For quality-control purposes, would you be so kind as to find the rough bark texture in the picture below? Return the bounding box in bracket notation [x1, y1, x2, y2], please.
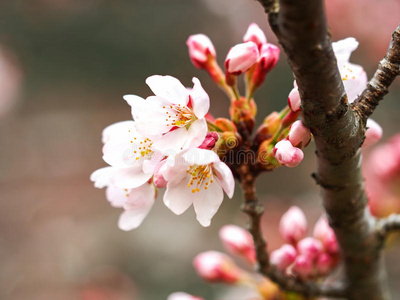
[253, 0, 399, 299]
[353, 25, 400, 121]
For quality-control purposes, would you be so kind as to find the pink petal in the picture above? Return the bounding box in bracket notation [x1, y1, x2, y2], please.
[113, 165, 153, 189]
[152, 127, 188, 153]
[193, 180, 223, 227]
[164, 176, 194, 215]
[183, 118, 208, 149]
[90, 167, 115, 188]
[105, 185, 127, 208]
[213, 161, 235, 198]
[190, 77, 210, 119]
[182, 148, 221, 166]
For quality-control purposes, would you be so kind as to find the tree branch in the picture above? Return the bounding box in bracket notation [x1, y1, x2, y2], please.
[238, 165, 346, 299]
[353, 25, 400, 121]
[376, 213, 400, 240]
[256, 0, 392, 299]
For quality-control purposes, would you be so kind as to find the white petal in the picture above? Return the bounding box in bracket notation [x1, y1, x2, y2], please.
[182, 148, 220, 166]
[190, 77, 210, 119]
[164, 176, 194, 215]
[114, 165, 153, 189]
[342, 67, 367, 103]
[142, 150, 164, 174]
[152, 127, 188, 153]
[102, 121, 135, 144]
[123, 95, 147, 121]
[105, 185, 128, 208]
[90, 167, 115, 188]
[213, 161, 235, 198]
[102, 139, 139, 168]
[332, 37, 359, 66]
[183, 119, 208, 149]
[146, 75, 189, 106]
[193, 180, 224, 227]
[118, 184, 155, 231]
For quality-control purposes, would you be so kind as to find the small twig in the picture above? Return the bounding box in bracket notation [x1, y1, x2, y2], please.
[256, 0, 279, 14]
[376, 214, 400, 240]
[353, 25, 400, 122]
[238, 165, 346, 298]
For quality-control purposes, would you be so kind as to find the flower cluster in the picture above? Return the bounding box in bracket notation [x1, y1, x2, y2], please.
[272, 206, 339, 279]
[91, 75, 235, 230]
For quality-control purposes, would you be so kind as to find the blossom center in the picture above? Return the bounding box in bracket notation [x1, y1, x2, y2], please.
[163, 104, 195, 128]
[186, 164, 214, 193]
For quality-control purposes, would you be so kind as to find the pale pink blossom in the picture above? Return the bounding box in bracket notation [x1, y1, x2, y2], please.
[288, 120, 311, 149]
[297, 237, 323, 260]
[101, 121, 162, 189]
[168, 292, 204, 300]
[90, 167, 155, 231]
[186, 34, 216, 69]
[293, 255, 314, 279]
[163, 148, 235, 226]
[332, 37, 367, 102]
[270, 244, 297, 271]
[273, 140, 304, 167]
[219, 225, 256, 264]
[251, 43, 280, 88]
[288, 87, 301, 112]
[243, 23, 267, 48]
[363, 118, 383, 148]
[193, 251, 243, 283]
[279, 206, 308, 244]
[313, 216, 339, 254]
[153, 159, 168, 188]
[225, 42, 259, 75]
[124, 75, 209, 151]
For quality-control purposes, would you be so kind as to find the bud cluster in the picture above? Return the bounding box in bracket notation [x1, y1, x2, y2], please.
[271, 206, 339, 279]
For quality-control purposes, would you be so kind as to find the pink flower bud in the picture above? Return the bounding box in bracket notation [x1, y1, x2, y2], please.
[168, 292, 204, 300]
[363, 118, 383, 148]
[219, 225, 256, 264]
[199, 132, 219, 150]
[153, 160, 167, 188]
[186, 34, 216, 69]
[288, 120, 311, 149]
[316, 253, 334, 276]
[279, 206, 308, 244]
[293, 255, 314, 279]
[288, 87, 301, 112]
[297, 237, 323, 260]
[258, 43, 280, 73]
[273, 140, 304, 167]
[243, 23, 267, 48]
[270, 244, 297, 270]
[193, 251, 243, 284]
[225, 42, 259, 75]
[313, 216, 339, 255]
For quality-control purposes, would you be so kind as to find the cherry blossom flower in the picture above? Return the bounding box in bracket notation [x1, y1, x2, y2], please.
[270, 244, 297, 270]
[124, 75, 210, 151]
[225, 42, 259, 75]
[102, 120, 163, 189]
[163, 148, 235, 226]
[332, 37, 368, 102]
[219, 225, 256, 264]
[273, 140, 304, 167]
[279, 206, 308, 244]
[90, 167, 155, 231]
[243, 23, 267, 48]
[363, 118, 383, 148]
[287, 120, 311, 149]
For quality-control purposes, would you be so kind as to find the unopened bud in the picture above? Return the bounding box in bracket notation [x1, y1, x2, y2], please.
[363, 118, 383, 148]
[225, 42, 259, 75]
[316, 253, 334, 276]
[199, 132, 219, 150]
[297, 237, 323, 260]
[243, 23, 267, 48]
[293, 255, 314, 279]
[193, 251, 244, 284]
[168, 292, 204, 300]
[313, 216, 339, 255]
[215, 118, 237, 132]
[186, 34, 216, 69]
[288, 120, 311, 149]
[257, 278, 282, 300]
[279, 206, 308, 244]
[270, 244, 297, 270]
[219, 225, 256, 264]
[273, 140, 304, 167]
[229, 97, 256, 132]
[288, 87, 301, 112]
[258, 140, 279, 169]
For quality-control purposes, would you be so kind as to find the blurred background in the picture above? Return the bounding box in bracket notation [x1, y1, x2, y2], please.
[0, 0, 399, 299]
